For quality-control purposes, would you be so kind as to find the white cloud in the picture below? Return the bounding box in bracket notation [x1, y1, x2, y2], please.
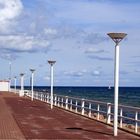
[87, 55, 113, 61]
[135, 69, 140, 73]
[0, 52, 18, 60]
[0, 35, 50, 53]
[92, 70, 101, 76]
[44, 76, 50, 81]
[44, 28, 57, 35]
[85, 48, 106, 54]
[64, 69, 87, 77]
[0, 0, 23, 32]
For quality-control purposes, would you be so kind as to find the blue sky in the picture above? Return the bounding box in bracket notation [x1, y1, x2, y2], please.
[0, 0, 140, 86]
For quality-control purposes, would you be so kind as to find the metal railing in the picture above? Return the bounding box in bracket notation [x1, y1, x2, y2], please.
[16, 90, 140, 135]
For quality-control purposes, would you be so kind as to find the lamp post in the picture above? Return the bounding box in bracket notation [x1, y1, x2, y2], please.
[20, 73, 25, 97]
[14, 76, 17, 94]
[48, 60, 56, 109]
[9, 62, 12, 92]
[30, 69, 35, 101]
[107, 33, 127, 136]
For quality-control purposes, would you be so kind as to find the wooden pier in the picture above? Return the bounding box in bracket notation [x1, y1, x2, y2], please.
[0, 92, 139, 139]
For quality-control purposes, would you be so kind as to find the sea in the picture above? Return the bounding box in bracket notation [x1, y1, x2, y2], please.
[22, 86, 140, 108]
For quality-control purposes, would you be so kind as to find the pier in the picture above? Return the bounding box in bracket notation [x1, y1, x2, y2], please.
[0, 91, 139, 139]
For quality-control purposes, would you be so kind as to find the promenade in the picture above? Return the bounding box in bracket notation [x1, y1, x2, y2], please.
[0, 92, 139, 139]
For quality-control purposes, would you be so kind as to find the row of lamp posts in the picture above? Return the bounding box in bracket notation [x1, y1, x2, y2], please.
[12, 32, 127, 137]
[14, 60, 56, 109]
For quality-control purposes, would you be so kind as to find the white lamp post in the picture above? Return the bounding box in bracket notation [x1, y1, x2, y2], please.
[107, 33, 127, 136]
[14, 76, 17, 94]
[30, 69, 35, 101]
[20, 73, 25, 97]
[48, 60, 56, 109]
[9, 62, 12, 92]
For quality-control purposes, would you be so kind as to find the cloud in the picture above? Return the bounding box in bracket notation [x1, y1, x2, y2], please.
[44, 28, 57, 35]
[132, 55, 140, 58]
[0, 35, 50, 53]
[135, 69, 140, 73]
[84, 48, 107, 54]
[128, 61, 140, 67]
[120, 71, 128, 75]
[46, 26, 108, 45]
[64, 70, 87, 77]
[92, 70, 101, 76]
[0, 0, 23, 33]
[44, 76, 50, 81]
[0, 52, 19, 61]
[83, 33, 108, 44]
[87, 55, 113, 61]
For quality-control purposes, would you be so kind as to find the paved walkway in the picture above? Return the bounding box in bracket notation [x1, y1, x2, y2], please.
[0, 92, 139, 139]
[0, 92, 25, 139]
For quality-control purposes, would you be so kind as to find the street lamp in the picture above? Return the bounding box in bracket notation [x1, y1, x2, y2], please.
[48, 60, 56, 109]
[30, 69, 35, 101]
[9, 62, 12, 92]
[14, 76, 17, 94]
[20, 73, 25, 97]
[107, 33, 127, 136]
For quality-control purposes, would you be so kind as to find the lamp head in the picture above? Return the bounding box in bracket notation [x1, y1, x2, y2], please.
[30, 69, 35, 73]
[107, 33, 127, 44]
[20, 73, 24, 76]
[48, 60, 56, 66]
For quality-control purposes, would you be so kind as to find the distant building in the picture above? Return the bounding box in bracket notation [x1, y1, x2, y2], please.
[0, 80, 9, 91]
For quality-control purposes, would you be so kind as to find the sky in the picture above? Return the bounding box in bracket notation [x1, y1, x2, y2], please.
[0, 0, 140, 87]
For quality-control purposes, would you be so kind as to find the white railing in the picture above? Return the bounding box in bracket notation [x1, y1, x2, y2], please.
[17, 90, 140, 135]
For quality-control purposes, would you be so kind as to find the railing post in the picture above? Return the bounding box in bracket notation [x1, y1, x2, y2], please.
[70, 99, 72, 111]
[75, 100, 78, 113]
[43, 94, 45, 102]
[44, 94, 45, 101]
[97, 104, 100, 120]
[36, 92, 37, 99]
[81, 99, 85, 115]
[58, 97, 60, 107]
[88, 103, 91, 117]
[119, 108, 123, 128]
[135, 111, 138, 133]
[107, 103, 111, 124]
[44, 94, 46, 102]
[65, 96, 68, 110]
[45, 95, 47, 102]
[41, 93, 43, 101]
[47, 94, 49, 103]
[54, 95, 57, 106]
[61, 97, 64, 108]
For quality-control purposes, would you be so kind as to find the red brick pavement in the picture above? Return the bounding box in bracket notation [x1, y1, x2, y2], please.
[0, 92, 140, 139]
[0, 92, 25, 139]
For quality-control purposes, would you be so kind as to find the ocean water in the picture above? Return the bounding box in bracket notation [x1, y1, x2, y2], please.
[23, 86, 140, 108]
